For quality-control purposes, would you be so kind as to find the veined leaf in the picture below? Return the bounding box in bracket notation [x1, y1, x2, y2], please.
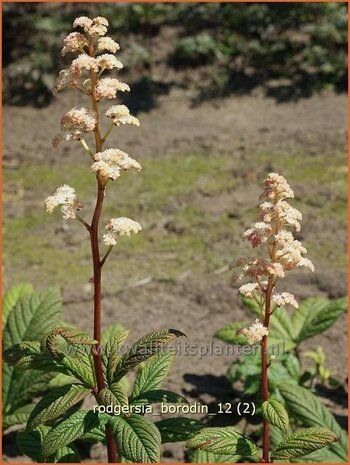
[132, 350, 174, 398]
[2, 283, 33, 329]
[41, 327, 97, 357]
[17, 426, 81, 463]
[4, 341, 95, 388]
[102, 328, 129, 384]
[155, 418, 203, 443]
[3, 287, 61, 351]
[99, 383, 129, 409]
[272, 427, 338, 460]
[262, 400, 289, 433]
[3, 403, 36, 429]
[296, 297, 347, 342]
[102, 324, 126, 345]
[42, 410, 101, 458]
[186, 427, 258, 456]
[132, 389, 188, 406]
[279, 383, 348, 461]
[214, 322, 249, 345]
[110, 413, 161, 463]
[28, 384, 91, 429]
[113, 329, 185, 382]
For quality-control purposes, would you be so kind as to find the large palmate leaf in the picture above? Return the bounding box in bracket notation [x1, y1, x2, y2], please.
[3, 287, 61, 350]
[186, 426, 258, 456]
[262, 400, 289, 433]
[2, 283, 33, 329]
[293, 297, 347, 342]
[132, 350, 174, 398]
[113, 329, 185, 382]
[41, 410, 103, 458]
[17, 426, 81, 463]
[110, 413, 161, 463]
[28, 384, 91, 429]
[272, 427, 338, 460]
[155, 418, 203, 443]
[279, 383, 348, 461]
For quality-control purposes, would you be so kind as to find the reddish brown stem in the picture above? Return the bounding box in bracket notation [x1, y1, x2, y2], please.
[261, 278, 273, 463]
[88, 37, 118, 463]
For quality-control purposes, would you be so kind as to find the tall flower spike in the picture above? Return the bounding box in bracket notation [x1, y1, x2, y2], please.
[233, 173, 314, 344]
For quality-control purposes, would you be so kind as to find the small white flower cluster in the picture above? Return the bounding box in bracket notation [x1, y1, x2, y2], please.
[105, 105, 140, 127]
[53, 107, 97, 146]
[73, 16, 109, 36]
[95, 78, 130, 100]
[233, 173, 314, 345]
[97, 37, 120, 54]
[103, 218, 142, 246]
[241, 319, 268, 345]
[44, 185, 80, 220]
[91, 148, 141, 182]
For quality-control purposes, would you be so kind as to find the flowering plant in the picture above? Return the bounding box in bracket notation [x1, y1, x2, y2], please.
[4, 16, 197, 463]
[187, 174, 341, 463]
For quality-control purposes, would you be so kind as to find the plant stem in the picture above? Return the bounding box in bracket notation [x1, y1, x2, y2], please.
[88, 37, 118, 463]
[261, 277, 273, 463]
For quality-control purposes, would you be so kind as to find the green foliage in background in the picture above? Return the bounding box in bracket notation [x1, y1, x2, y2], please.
[4, 2, 347, 106]
[2, 284, 62, 431]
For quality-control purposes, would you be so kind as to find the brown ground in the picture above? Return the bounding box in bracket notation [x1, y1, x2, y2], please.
[3, 89, 348, 462]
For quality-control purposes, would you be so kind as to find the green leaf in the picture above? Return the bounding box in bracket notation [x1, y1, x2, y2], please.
[102, 328, 129, 384]
[114, 329, 185, 382]
[2, 283, 33, 329]
[132, 389, 188, 406]
[190, 449, 241, 463]
[110, 413, 161, 463]
[262, 400, 289, 433]
[186, 426, 258, 456]
[42, 410, 101, 458]
[272, 427, 338, 460]
[28, 384, 91, 429]
[17, 426, 81, 462]
[279, 383, 348, 461]
[99, 383, 129, 409]
[3, 287, 61, 351]
[3, 403, 36, 429]
[102, 324, 126, 345]
[4, 341, 95, 388]
[41, 327, 97, 357]
[155, 418, 203, 443]
[293, 297, 347, 342]
[214, 322, 249, 345]
[132, 350, 174, 398]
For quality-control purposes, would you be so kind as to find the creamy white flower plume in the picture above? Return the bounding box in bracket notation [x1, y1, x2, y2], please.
[105, 105, 140, 127]
[95, 78, 130, 100]
[91, 148, 141, 181]
[103, 217, 142, 246]
[44, 185, 81, 220]
[272, 292, 299, 308]
[97, 37, 120, 54]
[97, 54, 123, 70]
[240, 319, 268, 345]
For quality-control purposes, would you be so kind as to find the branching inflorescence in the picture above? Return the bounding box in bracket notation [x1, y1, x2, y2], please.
[45, 16, 143, 462]
[233, 173, 314, 462]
